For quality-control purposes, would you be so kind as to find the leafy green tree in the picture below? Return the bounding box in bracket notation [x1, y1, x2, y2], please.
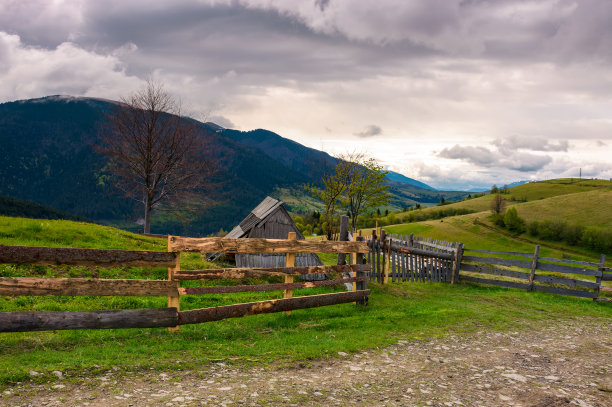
[338, 153, 391, 231]
[305, 159, 352, 239]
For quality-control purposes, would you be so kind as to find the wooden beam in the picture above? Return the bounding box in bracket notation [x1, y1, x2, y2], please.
[355, 236, 368, 305]
[0, 308, 178, 333]
[0, 245, 178, 267]
[390, 244, 455, 261]
[172, 264, 370, 280]
[167, 236, 181, 332]
[451, 243, 464, 284]
[0, 277, 178, 297]
[352, 232, 358, 292]
[594, 254, 606, 301]
[168, 236, 369, 254]
[177, 290, 371, 325]
[284, 232, 296, 315]
[178, 277, 369, 295]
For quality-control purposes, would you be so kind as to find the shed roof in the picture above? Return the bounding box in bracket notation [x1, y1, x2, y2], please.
[225, 196, 285, 239]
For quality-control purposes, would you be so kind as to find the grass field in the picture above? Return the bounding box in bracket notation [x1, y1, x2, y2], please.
[0, 213, 611, 388]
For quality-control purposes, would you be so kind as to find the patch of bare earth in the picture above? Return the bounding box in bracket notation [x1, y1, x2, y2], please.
[2, 318, 611, 407]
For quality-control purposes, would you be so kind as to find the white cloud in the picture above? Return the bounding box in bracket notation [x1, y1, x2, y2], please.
[0, 32, 142, 102]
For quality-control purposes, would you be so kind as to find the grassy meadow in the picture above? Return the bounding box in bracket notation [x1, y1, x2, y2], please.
[1, 179, 612, 388]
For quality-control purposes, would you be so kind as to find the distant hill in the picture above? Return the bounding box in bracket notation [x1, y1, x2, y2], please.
[395, 178, 612, 229]
[0, 96, 307, 234]
[385, 172, 435, 190]
[0, 95, 465, 234]
[0, 194, 89, 222]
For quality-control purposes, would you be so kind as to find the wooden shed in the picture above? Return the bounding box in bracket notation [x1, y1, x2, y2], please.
[210, 197, 324, 274]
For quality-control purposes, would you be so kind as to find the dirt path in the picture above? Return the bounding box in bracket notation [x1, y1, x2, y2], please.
[2, 318, 611, 407]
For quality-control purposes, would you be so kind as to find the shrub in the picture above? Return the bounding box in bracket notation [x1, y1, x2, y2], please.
[503, 207, 525, 233]
[538, 220, 565, 240]
[581, 227, 612, 252]
[561, 224, 585, 246]
[528, 221, 539, 237]
[491, 213, 505, 227]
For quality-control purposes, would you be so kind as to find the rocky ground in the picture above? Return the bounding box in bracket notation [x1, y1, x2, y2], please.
[2, 318, 611, 407]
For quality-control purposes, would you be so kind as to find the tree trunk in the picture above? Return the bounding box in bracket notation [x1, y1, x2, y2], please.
[144, 196, 152, 234]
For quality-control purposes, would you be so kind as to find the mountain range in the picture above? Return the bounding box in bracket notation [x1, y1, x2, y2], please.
[0, 95, 468, 235]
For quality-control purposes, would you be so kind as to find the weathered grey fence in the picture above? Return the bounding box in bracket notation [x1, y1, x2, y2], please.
[366, 232, 609, 301]
[367, 232, 461, 283]
[459, 246, 607, 300]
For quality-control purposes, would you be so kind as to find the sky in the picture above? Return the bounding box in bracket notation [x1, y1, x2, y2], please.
[1, 0, 611, 190]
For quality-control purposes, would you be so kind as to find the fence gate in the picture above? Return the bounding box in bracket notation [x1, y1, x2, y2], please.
[368, 231, 461, 284]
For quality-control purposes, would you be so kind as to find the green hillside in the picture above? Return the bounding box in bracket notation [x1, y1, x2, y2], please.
[513, 188, 612, 229]
[0, 216, 165, 250]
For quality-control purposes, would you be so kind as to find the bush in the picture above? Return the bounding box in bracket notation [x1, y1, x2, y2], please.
[581, 227, 612, 252]
[528, 221, 539, 237]
[503, 207, 525, 233]
[538, 220, 565, 240]
[561, 224, 585, 246]
[491, 213, 505, 227]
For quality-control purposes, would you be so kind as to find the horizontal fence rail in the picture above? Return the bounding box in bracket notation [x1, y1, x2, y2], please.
[0, 245, 178, 267]
[173, 264, 369, 280]
[178, 291, 370, 325]
[169, 236, 369, 254]
[0, 277, 178, 297]
[0, 308, 178, 333]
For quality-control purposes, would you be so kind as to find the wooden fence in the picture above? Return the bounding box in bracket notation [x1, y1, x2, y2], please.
[0, 236, 370, 333]
[366, 230, 609, 301]
[459, 246, 607, 300]
[368, 232, 461, 284]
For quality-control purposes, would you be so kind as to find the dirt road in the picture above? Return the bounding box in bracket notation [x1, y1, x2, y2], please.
[2, 317, 611, 406]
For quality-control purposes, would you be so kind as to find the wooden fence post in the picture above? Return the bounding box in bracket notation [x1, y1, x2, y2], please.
[337, 216, 349, 266]
[594, 254, 606, 301]
[352, 233, 358, 293]
[528, 245, 540, 291]
[168, 236, 180, 332]
[356, 236, 368, 305]
[451, 243, 464, 284]
[284, 232, 297, 315]
[384, 236, 392, 285]
[380, 230, 387, 284]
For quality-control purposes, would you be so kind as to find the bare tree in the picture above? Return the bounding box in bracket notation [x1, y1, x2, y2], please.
[98, 80, 217, 233]
[491, 193, 506, 215]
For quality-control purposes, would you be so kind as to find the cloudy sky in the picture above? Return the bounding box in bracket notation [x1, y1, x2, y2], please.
[1, 0, 611, 190]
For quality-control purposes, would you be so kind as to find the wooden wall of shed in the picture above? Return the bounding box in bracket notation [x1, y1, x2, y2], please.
[239, 206, 325, 279]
